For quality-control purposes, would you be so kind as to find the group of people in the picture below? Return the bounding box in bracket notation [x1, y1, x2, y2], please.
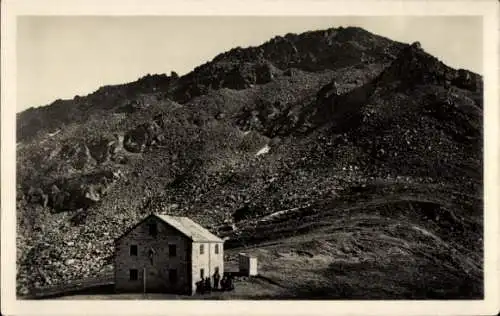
[195, 271, 234, 294]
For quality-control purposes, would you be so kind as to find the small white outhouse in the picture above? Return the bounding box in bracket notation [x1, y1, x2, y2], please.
[238, 253, 258, 276]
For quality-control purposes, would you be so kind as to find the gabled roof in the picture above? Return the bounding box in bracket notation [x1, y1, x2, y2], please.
[155, 214, 223, 243]
[114, 213, 223, 243]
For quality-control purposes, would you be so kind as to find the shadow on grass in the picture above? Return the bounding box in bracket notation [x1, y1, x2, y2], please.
[22, 284, 116, 300]
[254, 259, 483, 300]
[23, 257, 482, 300]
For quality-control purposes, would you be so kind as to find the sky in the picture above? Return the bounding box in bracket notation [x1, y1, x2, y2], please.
[17, 16, 482, 112]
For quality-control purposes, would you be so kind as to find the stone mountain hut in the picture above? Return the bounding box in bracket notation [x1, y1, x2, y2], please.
[114, 214, 224, 295]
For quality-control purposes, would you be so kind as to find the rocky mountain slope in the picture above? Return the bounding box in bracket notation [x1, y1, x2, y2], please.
[16, 26, 483, 299]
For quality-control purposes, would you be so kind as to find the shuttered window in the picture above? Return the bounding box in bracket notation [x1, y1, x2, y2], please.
[169, 269, 178, 284]
[130, 245, 138, 256]
[129, 269, 138, 281]
[149, 223, 157, 237]
[169, 244, 176, 257]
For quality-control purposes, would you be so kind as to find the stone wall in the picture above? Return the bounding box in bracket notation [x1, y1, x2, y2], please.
[114, 216, 191, 294]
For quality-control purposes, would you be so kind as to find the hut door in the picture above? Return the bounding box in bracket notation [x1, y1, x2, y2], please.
[145, 267, 160, 293]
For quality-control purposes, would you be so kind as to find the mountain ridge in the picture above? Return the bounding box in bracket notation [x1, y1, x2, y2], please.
[16, 26, 405, 141]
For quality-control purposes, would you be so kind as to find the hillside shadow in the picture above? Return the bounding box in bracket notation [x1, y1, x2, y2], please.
[254, 259, 483, 300]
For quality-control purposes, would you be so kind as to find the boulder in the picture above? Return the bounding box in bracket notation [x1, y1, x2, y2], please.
[452, 69, 481, 92]
[64, 259, 76, 266]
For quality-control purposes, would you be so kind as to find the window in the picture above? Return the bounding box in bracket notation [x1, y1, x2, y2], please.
[148, 223, 157, 237]
[215, 244, 219, 254]
[129, 269, 138, 281]
[130, 245, 138, 256]
[200, 244, 204, 255]
[215, 267, 219, 274]
[169, 244, 176, 257]
[200, 268, 204, 279]
[169, 269, 178, 284]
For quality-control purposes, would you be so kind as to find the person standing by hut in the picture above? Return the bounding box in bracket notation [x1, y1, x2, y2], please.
[228, 275, 234, 291]
[213, 270, 221, 290]
[205, 276, 212, 293]
[220, 275, 227, 291]
[196, 279, 203, 294]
